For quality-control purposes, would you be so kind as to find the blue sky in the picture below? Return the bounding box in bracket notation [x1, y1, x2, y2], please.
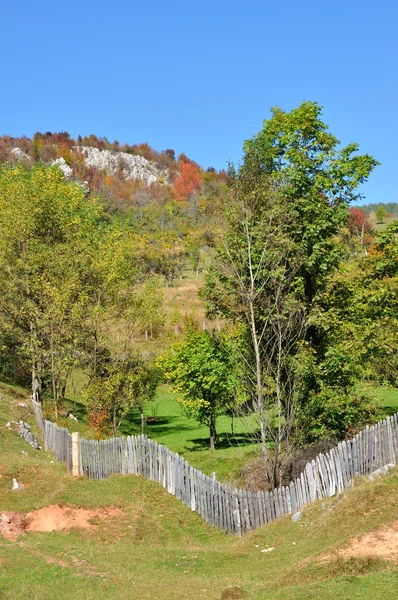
[1, 0, 397, 204]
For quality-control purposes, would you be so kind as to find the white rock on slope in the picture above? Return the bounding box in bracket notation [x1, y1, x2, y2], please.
[10, 147, 29, 161]
[52, 157, 73, 179]
[9, 145, 168, 186]
[76, 146, 166, 186]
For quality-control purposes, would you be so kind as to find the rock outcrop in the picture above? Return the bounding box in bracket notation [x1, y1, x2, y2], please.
[76, 146, 166, 185]
[9, 146, 168, 186]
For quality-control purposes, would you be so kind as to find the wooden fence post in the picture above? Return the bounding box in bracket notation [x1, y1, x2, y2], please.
[72, 432, 80, 477]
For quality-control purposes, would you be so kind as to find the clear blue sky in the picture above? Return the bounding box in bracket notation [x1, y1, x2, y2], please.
[1, 0, 397, 204]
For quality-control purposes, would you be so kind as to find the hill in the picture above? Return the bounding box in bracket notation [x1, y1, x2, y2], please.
[1, 383, 398, 599]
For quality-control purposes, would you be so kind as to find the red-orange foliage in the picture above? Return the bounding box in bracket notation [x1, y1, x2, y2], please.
[172, 160, 202, 202]
[131, 142, 155, 162]
[88, 404, 111, 440]
[347, 207, 373, 235]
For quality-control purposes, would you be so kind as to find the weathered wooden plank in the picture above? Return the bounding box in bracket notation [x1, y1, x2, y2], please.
[232, 491, 241, 536]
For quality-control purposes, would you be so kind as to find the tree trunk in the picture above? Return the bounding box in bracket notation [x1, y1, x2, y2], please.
[140, 407, 145, 435]
[249, 298, 267, 458]
[112, 404, 117, 437]
[209, 412, 217, 450]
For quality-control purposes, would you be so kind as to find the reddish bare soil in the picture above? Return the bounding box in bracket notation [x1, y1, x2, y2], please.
[0, 504, 122, 539]
[26, 504, 122, 532]
[0, 512, 26, 540]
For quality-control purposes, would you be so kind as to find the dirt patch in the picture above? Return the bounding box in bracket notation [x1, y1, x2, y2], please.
[0, 512, 26, 540]
[320, 521, 398, 564]
[338, 521, 398, 562]
[26, 504, 122, 532]
[220, 587, 246, 600]
[0, 504, 122, 539]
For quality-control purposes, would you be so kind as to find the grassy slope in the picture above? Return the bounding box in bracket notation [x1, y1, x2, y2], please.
[2, 383, 398, 599]
[369, 213, 397, 233]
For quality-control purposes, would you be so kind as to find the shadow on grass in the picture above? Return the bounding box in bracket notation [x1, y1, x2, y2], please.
[64, 397, 88, 422]
[380, 404, 398, 417]
[119, 410, 199, 437]
[189, 432, 258, 451]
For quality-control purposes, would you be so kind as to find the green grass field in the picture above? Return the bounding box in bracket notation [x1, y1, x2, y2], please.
[1, 382, 398, 599]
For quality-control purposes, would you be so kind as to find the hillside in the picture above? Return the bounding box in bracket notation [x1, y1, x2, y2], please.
[2, 383, 398, 599]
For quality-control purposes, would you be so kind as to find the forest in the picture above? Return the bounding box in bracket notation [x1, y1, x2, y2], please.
[1, 101, 397, 489]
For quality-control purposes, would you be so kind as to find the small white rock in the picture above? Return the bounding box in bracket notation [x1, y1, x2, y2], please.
[261, 547, 275, 553]
[12, 478, 24, 491]
[292, 511, 303, 522]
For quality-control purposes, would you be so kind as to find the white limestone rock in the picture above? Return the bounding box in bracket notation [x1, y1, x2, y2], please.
[368, 463, 395, 481]
[76, 146, 167, 186]
[10, 147, 29, 161]
[52, 157, 73, 179]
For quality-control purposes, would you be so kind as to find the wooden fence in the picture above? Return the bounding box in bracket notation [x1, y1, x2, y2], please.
[31, 396, 398, 536]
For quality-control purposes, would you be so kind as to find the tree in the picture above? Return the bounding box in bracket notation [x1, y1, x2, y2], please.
[315, 220, 398, 386]
[117, 276, 165, 347]
[202, 165, 306, 465]
[86, 353, 160, 437]
[347, 207, 373, 253]
[172, 160, 202, 202]
[376, 205, 387, 223]
[293, 222, 398, 442]
[159, 330, 244, 449]
[243, 101, 378, 308]
[202, 101, 378, 464]
[0, 163, 105, 415]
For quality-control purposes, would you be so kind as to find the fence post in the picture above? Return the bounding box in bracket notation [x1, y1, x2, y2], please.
[72, 432, 80, 477]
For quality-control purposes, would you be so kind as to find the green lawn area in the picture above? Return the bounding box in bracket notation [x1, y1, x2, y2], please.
[1, 382, 398, 600]
[366, 384, 398, 417]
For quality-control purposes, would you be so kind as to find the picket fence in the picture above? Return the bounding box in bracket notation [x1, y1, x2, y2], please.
[31, 397, 398, 536]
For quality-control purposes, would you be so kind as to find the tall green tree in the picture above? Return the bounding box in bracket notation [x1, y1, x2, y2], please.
[202, 101, 378, 460]
[375, 205, 387, 223]
[0, 163, 104, 412]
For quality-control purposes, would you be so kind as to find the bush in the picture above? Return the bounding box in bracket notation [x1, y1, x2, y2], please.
[295, 388, 378, 445]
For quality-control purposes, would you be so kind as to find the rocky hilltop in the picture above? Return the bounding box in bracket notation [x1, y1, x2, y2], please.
[10, 145, 167, 186]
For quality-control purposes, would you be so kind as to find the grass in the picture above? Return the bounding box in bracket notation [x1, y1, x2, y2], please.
[366, 384, 398, 417]
[369, 213, 397, 233]
[45, 383, 259, 482]
[1, 382, 398, 599]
